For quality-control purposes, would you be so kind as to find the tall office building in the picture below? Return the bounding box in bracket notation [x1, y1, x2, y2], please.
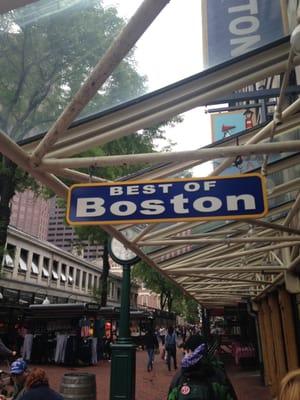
[10, 190, 50, 241]
[10, 191, 102, 261]
[47, 196, 103, 260]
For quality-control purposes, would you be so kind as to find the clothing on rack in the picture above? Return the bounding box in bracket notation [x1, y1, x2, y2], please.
[91, 337, 98, 365]
[54, 334, 68, 363]
[94, 318, 105, 338]
[22, 334, 33, 361]
[31, 334, 49, 364]
[64, 335, 79, 366]
[78, 337, 92, 365]
[79, 317, 91, 338]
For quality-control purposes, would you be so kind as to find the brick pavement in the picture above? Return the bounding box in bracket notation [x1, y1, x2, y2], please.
[226, 361, 272, 400]
[3, 348, 272, 400]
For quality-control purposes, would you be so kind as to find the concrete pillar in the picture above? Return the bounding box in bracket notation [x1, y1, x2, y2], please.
[26, 250, 33, 281]
[12, 245, 21, 279]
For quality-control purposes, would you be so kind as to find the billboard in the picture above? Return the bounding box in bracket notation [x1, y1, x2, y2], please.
[202, 0, 285, 67]
[210, 110, 262, 174]
[211, 110, 250, 141]
[66, 175, 268, 225]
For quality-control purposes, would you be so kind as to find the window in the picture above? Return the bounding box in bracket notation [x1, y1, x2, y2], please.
[110, 282, 115, 299]
[4, 254, 14, 269]
[94, 276, 98, 289]
[52, 260, 58, 281]
[88, 274, 92, 290]
[68, 266, 74, 285]
[75, 269, 80, 286]
[42, 257, 50, 278]
[52, 270, 58, 280]
[31, 253, 39, 275]
[19, 249, 28, 272]
[61, 263, 67, 282]
[3, 244, 15, 269]
[82, 271, 86, 289]
[117, 288, 121, 301]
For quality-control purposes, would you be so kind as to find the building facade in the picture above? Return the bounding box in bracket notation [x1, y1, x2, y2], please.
[1, 226, 138, 307]
[10, 190, 50, 241]
[47, 197, 103, 260]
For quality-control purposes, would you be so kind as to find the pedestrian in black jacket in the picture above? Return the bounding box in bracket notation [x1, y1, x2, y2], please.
[18, 368, 63, 400]
[144, 329, 159, 372]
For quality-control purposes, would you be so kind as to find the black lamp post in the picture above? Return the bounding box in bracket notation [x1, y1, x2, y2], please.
[109, 236, 140, 400]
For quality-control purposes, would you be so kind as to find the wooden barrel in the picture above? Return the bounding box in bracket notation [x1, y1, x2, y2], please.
[60, 373, 96, 400]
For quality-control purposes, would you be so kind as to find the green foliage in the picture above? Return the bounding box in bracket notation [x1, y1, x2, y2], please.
[0, 1, 184, 304]
[0, 0, 146, 140]
[133, 261, 199, 319]
[133, 261, 181, 312]
[173, 297, 199, 324]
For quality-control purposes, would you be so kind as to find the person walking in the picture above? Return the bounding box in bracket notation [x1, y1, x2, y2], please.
[144, 329, 159, 372]
[18, 368, 63, 400]
[167, 335, 237, 400]
[159, 326, 166, 346]
[165, 326, 177, 371]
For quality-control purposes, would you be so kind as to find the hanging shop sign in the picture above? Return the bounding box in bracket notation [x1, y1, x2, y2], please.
[66, 174, 268, 225]
[202, 0, 284, 67]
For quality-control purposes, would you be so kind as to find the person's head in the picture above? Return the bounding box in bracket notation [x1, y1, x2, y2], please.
[278, 369, 300, 400]
[167, 326, 174, 335]
[10, 359, 28, 386]
[25, 368, 49, 390]
[183, 334, 205, 354]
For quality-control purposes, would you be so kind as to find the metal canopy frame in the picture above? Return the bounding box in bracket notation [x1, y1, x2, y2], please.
[2, 0, 300, 308]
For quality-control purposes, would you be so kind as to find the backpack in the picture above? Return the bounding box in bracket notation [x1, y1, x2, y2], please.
[177, 380, 212, 399]
[168, 371, 235, 400]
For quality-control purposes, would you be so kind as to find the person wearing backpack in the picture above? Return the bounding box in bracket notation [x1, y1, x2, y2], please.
[144, 328, 159, 372]
[167, 335, 237, 400]
[165, 326, 177, 371]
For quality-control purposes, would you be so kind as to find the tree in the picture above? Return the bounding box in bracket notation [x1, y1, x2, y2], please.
[172, 296, 199, 324]
[132, 261, 183, 312]
[133, 261, 199, 322]
[0, 1, 182, 301]
[0, 1, 146, 140]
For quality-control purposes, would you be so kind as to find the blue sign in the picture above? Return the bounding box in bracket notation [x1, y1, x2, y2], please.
[67, 174, 268, 225]
[203, 0, 284, 67]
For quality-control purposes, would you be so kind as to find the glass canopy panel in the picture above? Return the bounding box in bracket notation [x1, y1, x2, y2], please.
[143, 194, 296, 264]
[0, 0, 288, 142]
[0, 0, 140, 141]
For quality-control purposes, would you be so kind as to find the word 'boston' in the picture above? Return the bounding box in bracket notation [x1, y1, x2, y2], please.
[66, 174, 268, 226]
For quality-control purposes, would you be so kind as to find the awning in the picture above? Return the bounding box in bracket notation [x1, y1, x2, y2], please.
[4, 254, 14, 268]
[42, 267, 49, 278]
[19, 258, 27, 272]
[60, 273, 67, 282]
[52, 270, 58, 280]
[31, 261, 39, 275]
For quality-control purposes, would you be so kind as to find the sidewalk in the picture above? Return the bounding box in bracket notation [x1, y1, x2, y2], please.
[24, 349, 271, 400]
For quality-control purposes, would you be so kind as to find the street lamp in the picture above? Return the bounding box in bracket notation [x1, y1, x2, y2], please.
[109, 234, 140, 400]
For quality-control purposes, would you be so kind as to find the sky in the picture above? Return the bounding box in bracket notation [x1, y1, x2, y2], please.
[102, 0, 213, 176]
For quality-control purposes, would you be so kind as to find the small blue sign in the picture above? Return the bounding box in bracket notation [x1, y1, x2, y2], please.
[66, 174, 268, 226]
[204, 0, 284, 67]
